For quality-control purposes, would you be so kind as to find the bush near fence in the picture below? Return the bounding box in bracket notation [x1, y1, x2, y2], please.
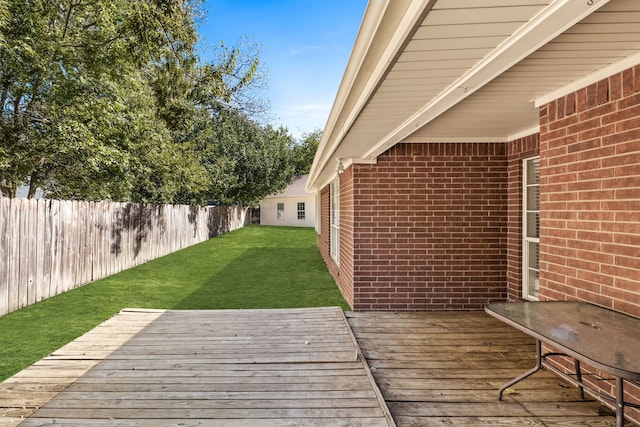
[0, 199, 252, 316]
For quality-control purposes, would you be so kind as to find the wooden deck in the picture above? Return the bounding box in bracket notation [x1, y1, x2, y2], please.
[347, 311, 624, 426]
[1, 307, 393, 426]
[0, 308, 629, 426]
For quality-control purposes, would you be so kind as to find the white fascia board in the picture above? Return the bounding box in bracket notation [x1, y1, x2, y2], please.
[306, 0, 390, 192]
[403, 136, 509, 143]
[508, 126, 541, 141]
[306, 0, 435, 192]
[313, 158, 379, 194]
[363, 0, 610, 160]
[401, 126, 539, 142]
[535, 51, 640, 107]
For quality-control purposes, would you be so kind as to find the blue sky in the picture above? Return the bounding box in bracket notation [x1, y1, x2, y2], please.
[197, 1, 368, 139]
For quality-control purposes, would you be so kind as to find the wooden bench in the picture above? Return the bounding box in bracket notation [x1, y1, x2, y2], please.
[485, 301, 640, 427]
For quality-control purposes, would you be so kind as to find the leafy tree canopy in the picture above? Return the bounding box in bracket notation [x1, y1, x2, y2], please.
[175, 106, 294, 207]
[0, 0, 291, 205]
[291, 129, 321, 175]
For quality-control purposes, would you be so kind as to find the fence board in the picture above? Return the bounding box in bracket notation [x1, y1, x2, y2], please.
[26, 198, 37, 306]
[0, 200, 252, 316]
[0, 199, 9, 316]
[8, 199, 20, 312]
[51, 200, 62, 297]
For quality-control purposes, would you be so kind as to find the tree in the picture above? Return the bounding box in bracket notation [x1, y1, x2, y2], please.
[0, 1, 294, 205]
[175, 106, 295, 207]
[0, 0, 7, 44]
[41, 70, 209, 203]
[0, 0, 201, 199]
[291, 129, 322, 175]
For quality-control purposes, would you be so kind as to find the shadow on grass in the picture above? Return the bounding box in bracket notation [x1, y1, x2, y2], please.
[173, 247, 348, 310]
[0, 226, 348, 381]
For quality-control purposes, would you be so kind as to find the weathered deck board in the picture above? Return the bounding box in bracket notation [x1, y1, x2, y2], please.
[10, 307, 394, 427]
[3, 308, 631, 426]
[0, 309, 163, 425]
[348, 311, 625, 426]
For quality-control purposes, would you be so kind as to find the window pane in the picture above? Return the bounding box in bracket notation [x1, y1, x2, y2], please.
[526, 241, 540, 299]
[527, 266, 539, 299]
[526, 212, 539, 238]
[330, 179, 340, 264]
[526, 185, 539, 211]
[526, 158, 539, 182]
[528, 241, 539, 269]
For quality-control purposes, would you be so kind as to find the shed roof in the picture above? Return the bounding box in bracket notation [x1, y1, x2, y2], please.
[307, 0, 640, 191]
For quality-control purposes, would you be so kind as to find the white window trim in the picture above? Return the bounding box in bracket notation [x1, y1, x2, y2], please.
[330, 178, 340, 265]
[523, 156, 540, 301]
[297, 202, 305, 220]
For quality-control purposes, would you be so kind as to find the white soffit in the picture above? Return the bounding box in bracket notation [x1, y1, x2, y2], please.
[306, 0, 432, 192]
[361, 0, 611, 159]
[308, 0, 640, 191]
[406, 0, 640, 141]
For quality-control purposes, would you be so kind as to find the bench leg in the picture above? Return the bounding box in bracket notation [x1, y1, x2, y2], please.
[498, 339, 543, 400]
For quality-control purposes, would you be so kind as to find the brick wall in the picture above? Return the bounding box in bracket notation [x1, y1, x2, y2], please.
[539, 65, 640, 422]
[506, 134, 540, 301]
[539, 65, 640, 315]
[339, 166, 356, 308]
[318, 186, 331, 267]
[351, 142, 508, 311]
[318, 174, 355, 308]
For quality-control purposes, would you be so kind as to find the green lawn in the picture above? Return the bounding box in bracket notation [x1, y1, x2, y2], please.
[0, 225, 347, 382]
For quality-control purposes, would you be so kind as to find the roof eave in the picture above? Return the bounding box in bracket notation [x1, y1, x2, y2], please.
[306, 0, 435, 192]
[306, 0, 613, 192]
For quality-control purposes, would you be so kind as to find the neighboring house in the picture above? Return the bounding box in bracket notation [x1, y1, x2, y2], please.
[15, 185, 44, 199]
[260, 174, 315, 227]
[306, 0, 640, 315]
[1, 179, 44, 199]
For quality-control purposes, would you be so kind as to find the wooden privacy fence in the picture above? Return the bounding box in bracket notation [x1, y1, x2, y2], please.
[0, 199, 252, 316]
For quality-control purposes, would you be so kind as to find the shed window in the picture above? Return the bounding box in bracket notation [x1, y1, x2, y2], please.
[297, 202, 305, 220]
[277, 202, 284, 220]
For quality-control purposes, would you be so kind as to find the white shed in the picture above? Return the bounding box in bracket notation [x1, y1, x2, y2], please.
[260, 175, 315, 227]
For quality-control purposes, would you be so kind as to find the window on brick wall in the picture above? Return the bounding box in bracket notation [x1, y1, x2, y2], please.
[277, 202, 284, 220]
[330, 178, 340, 264]
[315, 192, 321, 234]
[523, 157, 540, 300]
[297, 202, 305, 220]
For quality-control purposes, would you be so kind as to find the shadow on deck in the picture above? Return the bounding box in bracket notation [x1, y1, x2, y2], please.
[348, 310, 626, 426]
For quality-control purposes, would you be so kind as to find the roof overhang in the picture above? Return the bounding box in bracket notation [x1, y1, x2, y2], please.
[307, 0, 640, 192]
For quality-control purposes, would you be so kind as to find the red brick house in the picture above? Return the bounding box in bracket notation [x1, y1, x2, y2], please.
[306, 0, 640, 315]
[306, 2, 640, 420]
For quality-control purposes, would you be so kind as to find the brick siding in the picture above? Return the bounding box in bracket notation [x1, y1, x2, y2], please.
[539, 65, 640, 315]
[318, 176, 355, 308]
[539, 65, 640, 422]
[349, 142, 509, 310]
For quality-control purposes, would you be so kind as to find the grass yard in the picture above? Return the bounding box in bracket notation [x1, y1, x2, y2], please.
[0, 225, 347, 382]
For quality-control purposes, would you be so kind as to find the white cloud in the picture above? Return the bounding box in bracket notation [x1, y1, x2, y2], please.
[288, 45, 323, 56]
